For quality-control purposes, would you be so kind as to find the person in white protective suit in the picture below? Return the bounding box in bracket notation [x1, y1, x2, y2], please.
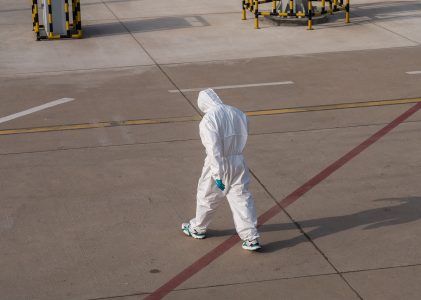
[181, 88, 261, 251]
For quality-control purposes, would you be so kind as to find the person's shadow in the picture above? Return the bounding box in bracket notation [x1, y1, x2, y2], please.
[209, 197, 421, 252]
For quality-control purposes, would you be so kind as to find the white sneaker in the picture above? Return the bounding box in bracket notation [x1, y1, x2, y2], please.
[181, 223, 206, 239]
[242, 239, 261, 251]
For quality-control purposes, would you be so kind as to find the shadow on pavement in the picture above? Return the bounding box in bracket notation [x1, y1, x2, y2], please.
[83, 16, 209, 38]
[209, 197, 421, 253]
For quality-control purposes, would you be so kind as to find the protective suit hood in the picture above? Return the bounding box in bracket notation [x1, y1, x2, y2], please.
[198, 88, 223, 113]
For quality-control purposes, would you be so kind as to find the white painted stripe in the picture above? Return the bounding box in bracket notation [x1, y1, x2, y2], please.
[184, 16, 203, 27]
[168, 81, 294, 93]
[0, 98, 75, 124]
[406, 71, 421, 75]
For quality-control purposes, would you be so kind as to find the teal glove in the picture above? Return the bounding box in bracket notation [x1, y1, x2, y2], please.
[215, 179, 225, 191]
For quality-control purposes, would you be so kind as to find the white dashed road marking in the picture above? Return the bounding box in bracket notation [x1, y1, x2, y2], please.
[168, 81, 294, 93]
[0, 98, 75, 124]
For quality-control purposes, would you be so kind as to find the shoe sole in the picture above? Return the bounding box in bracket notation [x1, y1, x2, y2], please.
[242, 245, 261, 251]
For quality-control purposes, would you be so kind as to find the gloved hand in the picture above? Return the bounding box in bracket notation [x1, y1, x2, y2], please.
[215, 179, 225, 191]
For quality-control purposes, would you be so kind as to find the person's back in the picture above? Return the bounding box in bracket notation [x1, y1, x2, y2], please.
[205, 104, 248, 158]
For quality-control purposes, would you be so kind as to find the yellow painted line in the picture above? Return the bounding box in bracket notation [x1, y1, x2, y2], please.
[0, 116, 202, 136]
[123, 115, 202, 126]
[246, 98, 421, 117]
[0, 97, 420, 136]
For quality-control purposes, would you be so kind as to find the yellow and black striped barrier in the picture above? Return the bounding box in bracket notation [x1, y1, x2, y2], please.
[242, 0, 350, 29]
[64, 0, 70, 36]
[31, 0, 82, 40]
[32, 0, 40, 37]
[73, 0, 83, 38]
[47, 0, 60, 39]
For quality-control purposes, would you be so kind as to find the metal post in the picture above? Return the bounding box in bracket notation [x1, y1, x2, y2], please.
[254, 0, 259, 29]
[33, 0, 40, 34]
[307, 0, 313, 30]
[72, 0, 76, 24]
[345, 0, 350, 23]
[32, 1, 35, 29]
[64, 0, 70, 37]
[249, 0, 254, 13]
[47, 0, 54, 38]
[289, 0, 294, 16]
[76, 0, 81, 30]
[71, 0, 82, 38]
[321, 0, 326, 14]
[242, 0, 247, 20]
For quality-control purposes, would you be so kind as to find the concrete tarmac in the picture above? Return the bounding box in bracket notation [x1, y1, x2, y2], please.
[1, 0, 421, 299]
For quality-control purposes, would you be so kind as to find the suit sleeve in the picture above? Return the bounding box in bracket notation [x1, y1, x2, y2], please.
[199, 117, 224, 180]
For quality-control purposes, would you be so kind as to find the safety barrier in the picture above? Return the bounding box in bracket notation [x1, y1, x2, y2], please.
[32, 0, 82, 40]
[242, 0, 350, 29]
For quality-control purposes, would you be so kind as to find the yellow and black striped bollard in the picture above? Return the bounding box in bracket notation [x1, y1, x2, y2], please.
[272, 0, 277, 15]
[345, 0, 349, 24]
[289, 0, 294, 16]
[254, 0, 259, 29]
[345, 0, 350, 23]
[47, 0, 54, 38]
[64, 0, 70, 37]
[242, 0, 247, 20]
[307, 0, 313, 30]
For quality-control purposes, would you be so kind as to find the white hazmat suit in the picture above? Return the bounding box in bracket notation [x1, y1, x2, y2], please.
[189, 89, 259, 242]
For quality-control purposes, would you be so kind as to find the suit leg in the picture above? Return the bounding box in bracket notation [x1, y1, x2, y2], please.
[190, 164, 224, 232]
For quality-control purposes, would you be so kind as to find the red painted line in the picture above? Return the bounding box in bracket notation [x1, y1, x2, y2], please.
[145, 103, 421, 300]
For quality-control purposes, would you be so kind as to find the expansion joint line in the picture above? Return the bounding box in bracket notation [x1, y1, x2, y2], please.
[99, 0, 203, 116]
[249, 168, 364, 300]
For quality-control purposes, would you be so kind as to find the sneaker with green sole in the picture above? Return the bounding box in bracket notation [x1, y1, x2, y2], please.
[181, 223, 206, 239]
[242, 239, 261, 251]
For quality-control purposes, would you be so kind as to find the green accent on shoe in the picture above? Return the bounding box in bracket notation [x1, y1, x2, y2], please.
[192, 232, 206, 238]
[181, 223, 206, 239]
[242, 240, 261, 251]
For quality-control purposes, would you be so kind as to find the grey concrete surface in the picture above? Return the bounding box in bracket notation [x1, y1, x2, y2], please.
[0, 66, 198, 129]
[166, 274, 361, 300]
[163, 46, 421, 110]
[344, 265, 421, 300]
[248, 121, 421, 269]
[1, 0, 421, 299]
[282, 122, 421, 271]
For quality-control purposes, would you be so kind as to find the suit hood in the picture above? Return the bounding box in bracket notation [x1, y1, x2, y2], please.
[197, 88, 223, 113]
